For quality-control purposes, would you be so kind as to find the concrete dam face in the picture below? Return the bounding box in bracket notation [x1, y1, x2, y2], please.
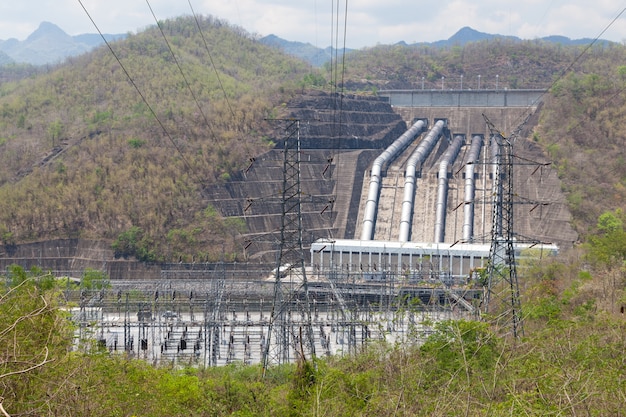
[211, 89, 576, 265]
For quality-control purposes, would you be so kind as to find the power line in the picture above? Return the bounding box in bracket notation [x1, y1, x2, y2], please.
[507, 6, 626, 138]
[329, 1, 336, 99]
[326, 0, 349, 232]
[333, 0, 349, 139]
[187, 1, 269, 176]
[145, 0, 218, 143]
[187, 0, 238, 121]
[544, 7, 626, 98]
[77, 0, 194, 175]
[329, 0, 349, 238]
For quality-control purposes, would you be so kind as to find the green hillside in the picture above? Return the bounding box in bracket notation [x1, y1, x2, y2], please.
[0, 15, 315, 261]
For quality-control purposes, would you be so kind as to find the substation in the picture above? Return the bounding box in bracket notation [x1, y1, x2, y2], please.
[67, 273, 465, 367]
[12, 88, 576, 367]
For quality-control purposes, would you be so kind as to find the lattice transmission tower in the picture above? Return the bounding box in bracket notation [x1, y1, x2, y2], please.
[483, 115, 523, 338]
[262, 119, 316, 374]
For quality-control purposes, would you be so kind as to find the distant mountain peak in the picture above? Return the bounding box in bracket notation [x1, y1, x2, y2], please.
[258, 34, 349, 67]
[37, 21, 62, 30]
[262, 34, 281, 42]
[456, 26, 481, 36]
[0, 21, 126, 66]
[26, 21, 70, 42]
[446, 26, 517, 45]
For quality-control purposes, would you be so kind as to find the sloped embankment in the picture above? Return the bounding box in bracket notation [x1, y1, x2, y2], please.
[205, 91, 408, 261]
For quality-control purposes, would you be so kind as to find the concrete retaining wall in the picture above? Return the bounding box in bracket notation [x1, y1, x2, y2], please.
[379, 89, 545, 108]
[0, 239, 161, 280]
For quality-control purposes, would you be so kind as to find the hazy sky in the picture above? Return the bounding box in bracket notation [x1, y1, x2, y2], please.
[1, 1, 625, 48]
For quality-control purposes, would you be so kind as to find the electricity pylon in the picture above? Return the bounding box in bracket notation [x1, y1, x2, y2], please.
[262, 119, 316, 374]
[483, 115, 523, 338]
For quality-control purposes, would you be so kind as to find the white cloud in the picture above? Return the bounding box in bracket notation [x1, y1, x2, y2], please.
[0, 0, 624, 46]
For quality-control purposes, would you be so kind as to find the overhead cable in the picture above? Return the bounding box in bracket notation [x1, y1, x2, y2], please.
[77, 0, 195, 174]
[187, 0, 237, 121]
[145, 0, 218, 142]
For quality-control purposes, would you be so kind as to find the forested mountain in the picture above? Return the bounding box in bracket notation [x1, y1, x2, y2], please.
[0, 15, 316, 261]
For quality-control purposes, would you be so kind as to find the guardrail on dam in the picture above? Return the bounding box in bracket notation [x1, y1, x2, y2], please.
[378, 89, 545, 108]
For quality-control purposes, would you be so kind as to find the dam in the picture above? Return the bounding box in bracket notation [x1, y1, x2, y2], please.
[307, 88, 568, 286]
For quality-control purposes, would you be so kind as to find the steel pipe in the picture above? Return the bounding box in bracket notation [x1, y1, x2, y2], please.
[360, 119, 427, 241]
[461, 135, 483, 242]
[433, 135, 465, 243]
[398, 120, 445, 242]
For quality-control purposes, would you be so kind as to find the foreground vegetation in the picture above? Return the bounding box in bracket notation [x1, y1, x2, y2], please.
[1, 210, 624, 416]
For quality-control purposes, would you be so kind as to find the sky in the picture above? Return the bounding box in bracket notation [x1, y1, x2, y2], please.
[1, 0, 626, 49]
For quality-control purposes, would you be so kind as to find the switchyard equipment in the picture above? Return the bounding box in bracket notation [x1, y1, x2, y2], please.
[66, 276, 461, 367]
